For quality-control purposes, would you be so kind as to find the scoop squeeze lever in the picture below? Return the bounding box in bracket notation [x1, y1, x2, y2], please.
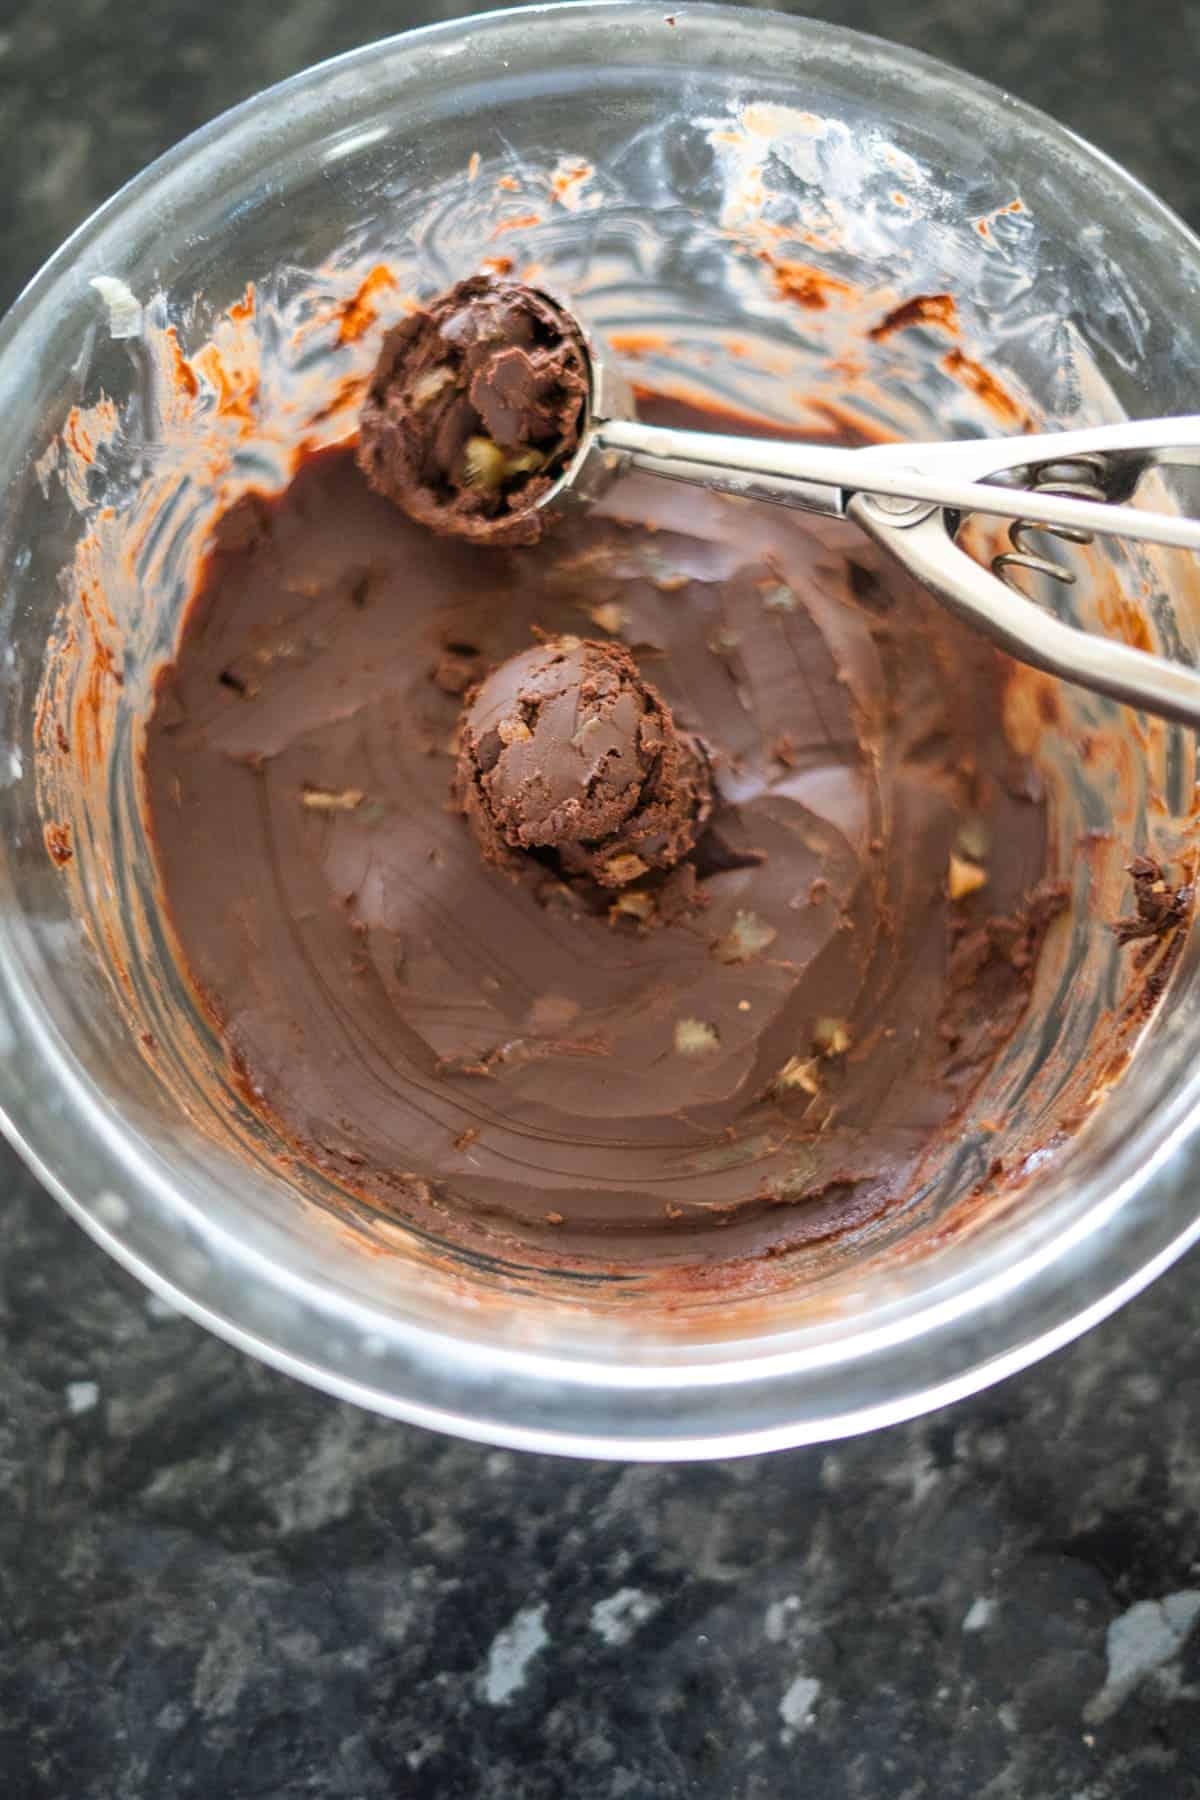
[544, 295, 1200, 730]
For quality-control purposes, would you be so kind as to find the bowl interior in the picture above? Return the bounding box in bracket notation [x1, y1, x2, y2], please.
[3, 4, 1200, 1450]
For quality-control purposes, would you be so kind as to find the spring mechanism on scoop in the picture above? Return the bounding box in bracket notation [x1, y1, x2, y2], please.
[991, 454, 1111, 593]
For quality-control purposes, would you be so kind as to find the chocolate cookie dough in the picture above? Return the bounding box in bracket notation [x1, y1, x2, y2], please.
[357, 275, 588, 544]
[456, 636, 712, 890]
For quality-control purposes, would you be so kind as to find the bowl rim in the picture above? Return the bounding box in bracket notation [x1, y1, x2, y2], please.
[5, 0, 1200, 1458]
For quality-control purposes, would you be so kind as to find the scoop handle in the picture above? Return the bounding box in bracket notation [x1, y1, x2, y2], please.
[850, 493, 1200, 731]
[591, 413, 1200, 731]
[593, 417, 1200, 556]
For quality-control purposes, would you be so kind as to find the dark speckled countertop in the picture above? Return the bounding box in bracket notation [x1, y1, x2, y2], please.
[4, 3, 1200, 1796]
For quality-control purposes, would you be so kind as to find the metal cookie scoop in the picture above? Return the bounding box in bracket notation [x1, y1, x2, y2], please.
[541, 301, 1200, 730]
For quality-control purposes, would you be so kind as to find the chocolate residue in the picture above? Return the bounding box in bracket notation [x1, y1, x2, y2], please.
[941, 880, 1071, 1065]
[140, 390, 1070, 1267]
[455, 637, 712, 891]
[756, 253, 854, 311]
[1113, 854, 1194, 944]
[942, 348, 1027, 428]
[356, 275, 588, 545]
[43, 822, 73, 866]
[868, 293, 960, 342]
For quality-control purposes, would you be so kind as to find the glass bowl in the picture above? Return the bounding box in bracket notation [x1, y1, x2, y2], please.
[3, 2, 1200, 1457]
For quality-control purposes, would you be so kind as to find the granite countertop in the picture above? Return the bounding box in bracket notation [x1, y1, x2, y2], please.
[4, 2, 1200, 1795]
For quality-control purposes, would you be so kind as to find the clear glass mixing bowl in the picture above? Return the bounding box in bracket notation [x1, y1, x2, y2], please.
[3, 3, 1200, 1457]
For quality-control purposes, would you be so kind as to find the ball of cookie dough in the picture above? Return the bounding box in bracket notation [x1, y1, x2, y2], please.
[357, 275, 588, 545]
[456, 637, 712, 886]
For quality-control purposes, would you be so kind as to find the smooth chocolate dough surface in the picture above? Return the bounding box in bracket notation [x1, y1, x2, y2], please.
[144, 393, 1065, 1265]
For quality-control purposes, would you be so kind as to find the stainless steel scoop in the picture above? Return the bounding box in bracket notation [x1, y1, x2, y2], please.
[547, 315, 1200, 730]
